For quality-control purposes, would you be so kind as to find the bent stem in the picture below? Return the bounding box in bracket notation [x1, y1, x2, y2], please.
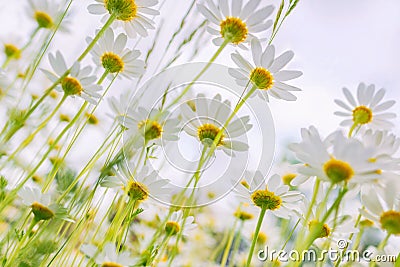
[246, 206, 267, 267]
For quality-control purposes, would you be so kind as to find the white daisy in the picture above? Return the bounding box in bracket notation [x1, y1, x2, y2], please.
[87, 0, 160, 38]
[181, 94, 252, 155]
[81, 242, 135, 267]
[42, 51, 102, 104]
[18, 186, 73, 222]
[27, 0, 70, 31]
[289, 126, 383, 185]
[161, 210, 197, 237]
[229, 38, 302, 101]
[197, 0, 274, 48]
[296, 186, 358, 244]
[100, 161, 170, 201]
[234, 171, 303, 219]
[107, 90, 136, 120]
[88, 28, 145, 79]
[121, 107, 180, 147]
[360, 185, 400, 236]
[334, 83, 396, 132]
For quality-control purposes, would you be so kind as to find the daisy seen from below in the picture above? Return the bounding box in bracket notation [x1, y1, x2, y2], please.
[122, 107, 180, 146]
[360, 185, 400, 236]
[27, 0, 70, 31]
[101, 162, 170, 202]
[229, 38, 302, 101]
[234, 171, 303, 219]
[42, 51, 102, 104]
[289, 126, 383, 186]
[161, 210, 197, 237]
[334, 83, 396, 135]
[197, 0, 274, 48]
[88, 28, 145, 79]
[18, 186, 73, 222]
[181, 94, 252, 155]
[87, 0, 160, 38]
[81, 242, 135, 267]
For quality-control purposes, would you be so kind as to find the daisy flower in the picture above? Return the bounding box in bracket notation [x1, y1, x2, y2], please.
[334, 83, 396, 132]
[161, 210, 197, 237]
[360, 185, 400, 236]
[100, 162, 170, 201]
[181, 94, 252, 155]
[42, 51, 102, 104]
[27, 0, 70, 31]
[229, 38, 302, 101]
[18, 186, 73, 222]
[197, 0, 274, 48]
[234, 171, 303, 219]
[289, 126, 383, 186]
[108, 91, 136, 120]
[87, 0, 160, 38]
[88, 28, 145, 79]
[81, 242, 134, 267]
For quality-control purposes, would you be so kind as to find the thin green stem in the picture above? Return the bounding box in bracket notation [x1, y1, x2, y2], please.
[220, 218, 239, 267]
[246, 206, 267, 267]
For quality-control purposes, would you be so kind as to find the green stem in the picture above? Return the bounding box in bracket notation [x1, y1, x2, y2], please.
[220, 218, 239, 267]
[160, 39, 229, 113]
[228, 220, 244, 267]
[246, 206, 267, 267]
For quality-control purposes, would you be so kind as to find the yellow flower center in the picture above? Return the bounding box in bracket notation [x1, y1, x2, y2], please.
[4, 44, 21, 59]
[34, 11, 54, 28]
[250, 67, 274, 90]
[61, 77, 83, 96]
[255, 231, 268, 245]
[31, 202, 54, 221]
[323, 158, 354, 183]
[105, 0, 137, 21]
[85, 113, 99, 125]
[251, 189, 282, 210]
[102, 262, 123, 267]
[240, 179, 250, 189]
[282, 173, 297, 185]
[360, 219, 374, 228]
[220, 17, 248, 44]
[165, 221, 180, 236]
[309, 220, 331, 239]
[126, 180, 148, 201]
[137, 119, 163, 141]
[352, 106, 373, 125]
[379, 210, 400, 235]
[197, 123, 224, 147]
[234, 208, 254, 221]
[101, 52, 124, 73]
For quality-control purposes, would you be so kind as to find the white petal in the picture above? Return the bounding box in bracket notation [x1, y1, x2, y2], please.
[87, 4, 105, 15]
[251, 38, 262, 66]
[269, 50, 294, 73]
[274, 70, 302, 81]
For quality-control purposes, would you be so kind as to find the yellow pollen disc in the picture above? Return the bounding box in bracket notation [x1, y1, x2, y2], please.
[165, 221, 180, 236]
[352, 105, 373, 125]
[379, 210, 400, 235]
[102, 262, 123, 267]
[85, 112, 99, 125]
[101, 52, 124, 73]
[31, 202, 54, 221]
[126, 180, 148, 201]
[34, 11, 53, 28]
[137, 119, 163, 141]
[61, 77, 83, 96]
[256, 231, 268, 244]
[197, 123, 224, 147]
[323, 158, 354, 183]
[309, 220, 331, 239]
[220, 17, 248, 44]
[360, 219, 374, 228]
[4, 44, 21, 59]
[250, 67, 274, 90]
[234, 208, 254, 221]
[251, 189, 282, 210]
[105, 0, 137, 21]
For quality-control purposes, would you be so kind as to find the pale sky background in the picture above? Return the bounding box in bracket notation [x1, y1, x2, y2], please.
[1, 0, 399, 155]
